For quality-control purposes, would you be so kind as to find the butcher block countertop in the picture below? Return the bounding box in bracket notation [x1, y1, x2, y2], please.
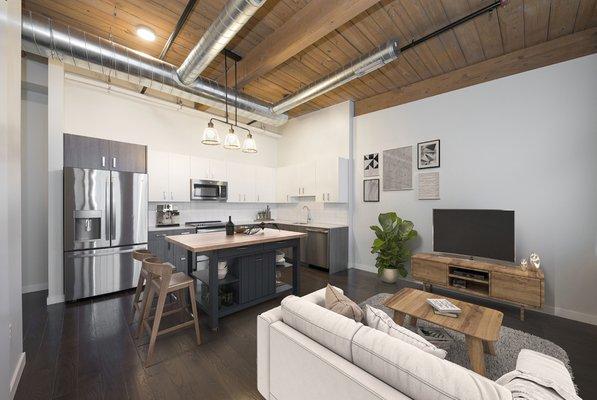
[165, 228, 306, 252]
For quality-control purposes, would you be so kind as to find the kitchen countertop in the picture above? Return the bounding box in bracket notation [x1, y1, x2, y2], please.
[149, 220, 348, 232]
[165, 228, 306, 252]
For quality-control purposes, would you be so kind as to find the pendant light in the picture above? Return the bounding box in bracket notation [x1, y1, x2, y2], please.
[224, 126, 240, 149]
[201, 120, 220, 145]
[242, 132, 257, 153]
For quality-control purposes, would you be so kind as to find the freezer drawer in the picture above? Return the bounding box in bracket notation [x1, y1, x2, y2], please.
[64, 244, 146, 301]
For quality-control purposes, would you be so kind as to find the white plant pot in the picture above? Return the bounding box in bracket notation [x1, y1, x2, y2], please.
[380, 268, 399, 284]
[218, 261, 228, 280]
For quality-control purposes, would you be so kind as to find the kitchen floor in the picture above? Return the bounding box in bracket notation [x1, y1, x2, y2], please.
[17, 267, 597, 400]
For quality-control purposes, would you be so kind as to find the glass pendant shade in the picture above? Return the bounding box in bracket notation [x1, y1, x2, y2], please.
[223, 126, 241, 149]
[201, 121, 220, 145]
[242, 132, 258, 153]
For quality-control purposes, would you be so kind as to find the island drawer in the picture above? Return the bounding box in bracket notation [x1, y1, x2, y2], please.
[219, 244, 264, 259]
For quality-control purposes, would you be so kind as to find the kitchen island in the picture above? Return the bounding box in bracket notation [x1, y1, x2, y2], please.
[166, 228, 306, 330]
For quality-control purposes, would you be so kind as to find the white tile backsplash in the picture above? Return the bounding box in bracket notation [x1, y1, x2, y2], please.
[276, 201, 348, 225]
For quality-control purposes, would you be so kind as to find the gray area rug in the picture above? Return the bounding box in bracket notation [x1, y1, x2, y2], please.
[360, 293, 573, 381]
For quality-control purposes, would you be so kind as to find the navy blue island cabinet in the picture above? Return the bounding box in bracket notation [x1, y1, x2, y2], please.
[166, 229, 305, 330]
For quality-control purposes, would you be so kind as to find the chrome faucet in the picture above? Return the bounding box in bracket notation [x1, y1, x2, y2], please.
[302, 205, 312, 224]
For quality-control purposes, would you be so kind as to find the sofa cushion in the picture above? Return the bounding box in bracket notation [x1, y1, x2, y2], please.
[281, 295, 363, 361]
[352, 325, 512, 400]
[325, 284, 364, 322]
[364, 305, 447, 359]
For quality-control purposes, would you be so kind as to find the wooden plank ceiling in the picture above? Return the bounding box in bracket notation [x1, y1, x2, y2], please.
[23, 0, 597, 119]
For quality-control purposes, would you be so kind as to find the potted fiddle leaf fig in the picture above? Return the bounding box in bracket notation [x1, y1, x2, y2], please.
[370, 212, 418, 283]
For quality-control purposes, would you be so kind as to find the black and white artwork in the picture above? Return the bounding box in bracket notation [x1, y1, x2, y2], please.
[383, 146, 412, 191]
[363, 153, 379, 177]
[417, 139, 440, 169]
[363, 179, 380, 202]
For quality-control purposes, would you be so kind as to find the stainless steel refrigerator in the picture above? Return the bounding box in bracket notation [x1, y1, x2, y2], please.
[63, 167, 148, 301]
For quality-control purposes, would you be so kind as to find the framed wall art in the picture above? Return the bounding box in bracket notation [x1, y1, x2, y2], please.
[363, 179, 380, 202]
[417, 139, 440, 169]
[363, 153, 379, 177]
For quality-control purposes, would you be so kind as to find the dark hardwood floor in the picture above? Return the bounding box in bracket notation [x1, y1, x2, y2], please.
[16, 266, 597, 399]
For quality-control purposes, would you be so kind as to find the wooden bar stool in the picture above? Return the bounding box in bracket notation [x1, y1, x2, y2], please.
[130, 249, 154, 323]
[137, 257, 202, 366]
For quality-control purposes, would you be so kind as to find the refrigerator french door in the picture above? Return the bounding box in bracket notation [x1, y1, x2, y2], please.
[64, 168, 148, 300]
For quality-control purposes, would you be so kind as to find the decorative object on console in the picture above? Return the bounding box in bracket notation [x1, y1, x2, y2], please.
[324, 284, 363, 322]
[225, 216, 235, 236]
[383, 146, 412, 191]
[363, 179, 380, 202]
[418, 171, 440, 200]
[363, 153, 379, 177]
[530, 252, 541, 269]
[520, 258, 528, 270]
[417, 139, 440, 169]
[370, 212, 418, 281]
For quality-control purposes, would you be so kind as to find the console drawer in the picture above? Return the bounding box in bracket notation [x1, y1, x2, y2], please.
[491, 272, 542, 307]
[412, 259, 447, 285]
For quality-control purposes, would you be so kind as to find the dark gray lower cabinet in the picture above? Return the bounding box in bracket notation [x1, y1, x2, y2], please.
[238, 252, 276, 303]
[148, 228, 194, 273]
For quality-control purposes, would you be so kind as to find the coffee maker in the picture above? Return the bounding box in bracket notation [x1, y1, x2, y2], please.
[156, 204, 180, 227]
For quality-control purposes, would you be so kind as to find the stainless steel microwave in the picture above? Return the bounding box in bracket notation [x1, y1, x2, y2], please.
[190, 179, 228, 201]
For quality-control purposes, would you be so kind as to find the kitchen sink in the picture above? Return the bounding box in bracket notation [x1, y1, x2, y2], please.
[292, 222, 309, 225]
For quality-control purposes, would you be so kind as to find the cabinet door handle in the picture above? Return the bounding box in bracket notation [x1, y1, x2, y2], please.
[170, 192, 173, 200]
[322, 193, 325, 201]
[244, 194, 246, 201]
[327, 193, 330, 201]
[163, 191, 166, 200]
[112, 157, 117, 168]
[257, 194, 260, 202]
[101, 156, 106, 167]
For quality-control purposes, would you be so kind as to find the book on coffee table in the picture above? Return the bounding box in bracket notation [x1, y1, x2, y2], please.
[433, 310, 459, 318]
[426, 298, 461, 314]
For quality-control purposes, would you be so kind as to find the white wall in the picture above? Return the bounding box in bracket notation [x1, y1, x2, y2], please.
[277, 101, 352, 224]
[353, 54, 597, 324]
[1, 0, 25, 397]
[21, 57, 48, 293]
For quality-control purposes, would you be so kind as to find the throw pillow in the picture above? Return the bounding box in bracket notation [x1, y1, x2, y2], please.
[324, 284, 363, 322]
[364, 305, 447, 359]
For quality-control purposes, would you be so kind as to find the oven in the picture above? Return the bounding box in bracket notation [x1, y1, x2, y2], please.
[190, 179, 228, 201]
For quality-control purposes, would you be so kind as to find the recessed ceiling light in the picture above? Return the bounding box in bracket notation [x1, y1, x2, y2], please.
[136, 26, 156, 42]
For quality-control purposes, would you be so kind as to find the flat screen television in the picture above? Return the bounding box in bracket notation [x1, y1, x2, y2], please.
[432, 209, 515, 262]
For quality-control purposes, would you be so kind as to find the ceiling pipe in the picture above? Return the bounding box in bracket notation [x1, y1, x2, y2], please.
[272, 40, 400, 114]
[176, 0, 266, 85]
[21, 10, 287, 126]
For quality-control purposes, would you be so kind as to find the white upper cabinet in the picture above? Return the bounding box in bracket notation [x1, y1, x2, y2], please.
[168, 153, 191, 202]
[190, 156, 227, 181]
[148, 150, 170, 202]
[254, 166, 276, 203]
[148, 150, 190, 202]
[316, 156, 349, 203]
[297, 162, 317, 196]
[227, 162, 255, 202]
[276, 165, 298, 203]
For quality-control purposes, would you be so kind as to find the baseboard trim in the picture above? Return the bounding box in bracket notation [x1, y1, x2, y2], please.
[22, 282, 48, 294]
[46, 294, 65, 305]
[9, 352, 26, 400]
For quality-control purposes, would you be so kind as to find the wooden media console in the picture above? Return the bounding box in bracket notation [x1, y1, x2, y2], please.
[411, 253, 544, 320]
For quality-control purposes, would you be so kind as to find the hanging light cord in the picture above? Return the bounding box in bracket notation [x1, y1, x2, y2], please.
[224, 53, 228, 124]
[234, 59, 238, 127]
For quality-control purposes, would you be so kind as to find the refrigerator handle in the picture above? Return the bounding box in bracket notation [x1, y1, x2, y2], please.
[110, 175, 116, 240]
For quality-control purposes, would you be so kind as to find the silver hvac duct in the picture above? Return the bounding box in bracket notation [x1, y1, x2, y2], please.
[177, 0, 266, 85]
[21, 10, 287, 126]
[272, 40, 400, 114]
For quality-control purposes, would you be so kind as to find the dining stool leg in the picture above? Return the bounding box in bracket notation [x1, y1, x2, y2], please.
[130, 273, 145, 323]
[146, 291, 167, 367]
[187, 285, 202, 345]
[136, 285, 154, 339]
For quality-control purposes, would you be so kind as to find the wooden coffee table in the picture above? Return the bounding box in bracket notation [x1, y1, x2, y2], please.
[384, 288, 503, 376]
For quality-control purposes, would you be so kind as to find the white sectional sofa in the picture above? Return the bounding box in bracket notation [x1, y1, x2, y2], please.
[257, 287, 580, 400]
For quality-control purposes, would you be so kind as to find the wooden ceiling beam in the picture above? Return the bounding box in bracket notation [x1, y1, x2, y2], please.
[354, 27, 597, 116]
[231, 0, 381, 88]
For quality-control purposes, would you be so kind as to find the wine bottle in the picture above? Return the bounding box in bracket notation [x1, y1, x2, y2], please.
[225, 216, 235, 236]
